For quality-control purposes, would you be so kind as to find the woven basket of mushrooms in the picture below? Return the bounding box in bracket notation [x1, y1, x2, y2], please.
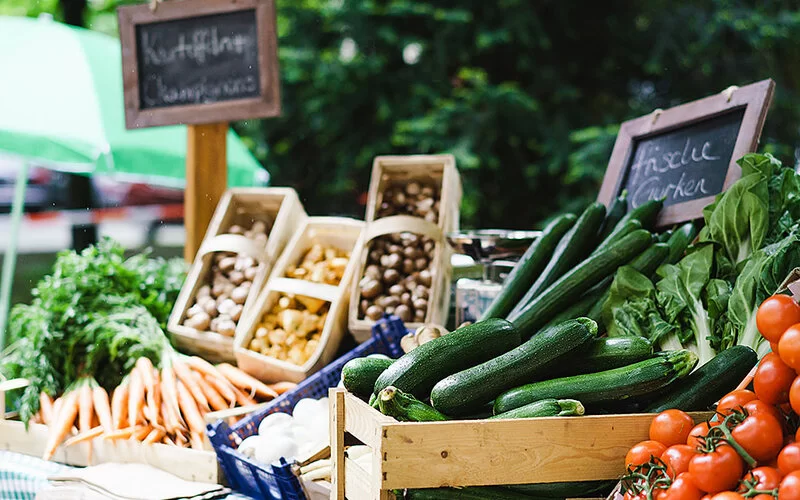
[235, 217, 364, 383]
[348, 155, 462, 341]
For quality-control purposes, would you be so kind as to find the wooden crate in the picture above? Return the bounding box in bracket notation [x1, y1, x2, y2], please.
[329, 389, 712, 500]
[168, 188, 306, 363]
[234, 217, 365, 383]
[0, 379, 219, 484]
[349, 155, 462, 341]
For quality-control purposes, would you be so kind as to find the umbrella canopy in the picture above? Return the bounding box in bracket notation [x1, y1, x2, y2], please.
[0, 15, 268, 188]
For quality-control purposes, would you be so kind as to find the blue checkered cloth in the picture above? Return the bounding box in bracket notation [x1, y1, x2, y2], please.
[0, 451, 255, 500]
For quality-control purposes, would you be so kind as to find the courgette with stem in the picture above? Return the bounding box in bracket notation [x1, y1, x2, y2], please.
[508, 203, 606, 317]
[507, 229, 652, 337]
[489, 398, 584, 419]
[493, 349, 698, 414]
[341, 357, 394, 399]
[549, 337, 654, 377]
[480, 214, 576, 320]
[430, 318, 597, 416]
[377, 386, 449, 422]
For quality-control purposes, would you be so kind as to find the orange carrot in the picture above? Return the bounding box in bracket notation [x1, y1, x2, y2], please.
[185, 356, 224, 380]
[160, 366, 184, 433]
[191, 370, 228, 412]
[78, 380, 94, 463]
[43, 389, 79, 460]
[111, 382, 129, 430]
[173, 360, 210, 411]
[189, 432, 204, 451]
[64, 426, 104, 447]
[92, 386, 113, 432]
[152, 369, 161, 425]
[103, 426, 137, 441]
[268, 381, 298, 395]
[128, 367, 145, 426]
[230, 384, 258, 407]
[39, 392, 54, 425]
[136, 358, 157, 424]
[131, 425, 153, 441]
[143, 428, 166, 445]
[203, 374, 236, 405]
[216, 363, 278, 400]
[175, 380, 206, 435]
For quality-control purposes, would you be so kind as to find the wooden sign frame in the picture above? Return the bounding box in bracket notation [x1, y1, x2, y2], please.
[118, 0, 280, 129]
[597, 79, 775, 227]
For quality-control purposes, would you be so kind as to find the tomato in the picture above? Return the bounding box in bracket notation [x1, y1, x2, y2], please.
[663, 473, 703, 500]
[651, 410, 696, 447]
[772, 341, 781, 356]
[624, 492, 646, 500]
[689, 445, 745, 493]
[758, 295, 800, 343]
[626, 440, 668, 468]
[779, 443, 800, 474]
[790, 377, 800, 415]
[779, 324, 800, 371]
[743, 399, 784, 425]
[780, 470, 800, 500]
[661, 445, 697, 478]
[740, 466, 783, 491]
[731, 410, 784, 462]
[709, 493, 744, 500]
[717, 390, 757, 415]
[687, 422, 715, 449]
[754, 353, 797, 405]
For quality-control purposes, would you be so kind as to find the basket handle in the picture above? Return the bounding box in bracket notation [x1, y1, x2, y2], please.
[197, 234, 271, 264]
[363, 215, 443, 243]
[268, 277, 341, 303]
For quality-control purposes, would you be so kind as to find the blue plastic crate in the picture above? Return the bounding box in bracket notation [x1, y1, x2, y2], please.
[207, 316, 408, 499]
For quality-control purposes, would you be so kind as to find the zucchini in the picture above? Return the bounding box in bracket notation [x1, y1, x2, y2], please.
[665, 222, 698, 265]
[430, 318, 597, 416]
[341, 357, 394, 399]
[505, 480, 616, 498]
[489, 398, 584, 419]
[405, 486, 542, 500]
[480, 214, 576, 320]
[544, 284, 606, 327]
[377, 386, 449, 422]
[507, 229, 652, 337]
[550, 337, 654, 377]
[493, 349, 698, 414]
[644, 345, 757, 413]
[597, 191, 628, 242]
[592, 219, 642, 256]
[509, 203, 606, 317]
[658, 230, 673, 243]
[617, 198, 664, 230]
[373, 318, 521, 399]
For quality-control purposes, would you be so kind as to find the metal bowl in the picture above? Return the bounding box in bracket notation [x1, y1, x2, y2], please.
[446, 229, 541, 261]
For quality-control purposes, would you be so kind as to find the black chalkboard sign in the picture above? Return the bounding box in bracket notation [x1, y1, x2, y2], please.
[598, 80, 775, 227]
[119, 0, 280, 128]
[623, 108, 744, 211]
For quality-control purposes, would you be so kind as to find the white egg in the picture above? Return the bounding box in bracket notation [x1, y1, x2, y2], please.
[255, 435, 298, 465]
[237, 435, 265, 458]
[258, 412, 294, 437]
[293, 398, 321, 426]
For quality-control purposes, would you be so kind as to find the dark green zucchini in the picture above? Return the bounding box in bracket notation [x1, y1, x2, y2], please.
[658, 230, 673, 243]
[377, 386, 449, 422]
[507, 229, 652, 337]
[591, 219, 643, 255]
[597, 191, 628, 242]
[505, 480, 616, 498]
[665, 222, 698, 265]
[494, 350, 698, 414]
[550, 337, 654, 377]
[617, 198, 664, 230]
[430, 318, 596, 416]
[341, 357, 394, 399]
[373, 318, 521, 399]
[509, 203, 606, 317]
[489, 398, 584, 419]
[480, 214, 576, 320]
[644, 345, 757, 413]
[405, 486, 545, 499]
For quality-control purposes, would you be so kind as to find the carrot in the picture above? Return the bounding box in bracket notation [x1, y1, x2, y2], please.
[43, 389, 79, 460]
[230, 384, 258, 407]
[78, 380, 95, 463]
[111, 381, 129, 430]
[103, 426, 137, 441]
[143, 428, 166, 445]
[189, 432, 204, 451]
[216, 363, 278, 400]
[92, 386, 113, 432]
[160, 366, 184, 434]
[191, 370, 228, 412]
[128, 367, 145, 426]
[175, 380, 206, 436]
[186, 356, 224, 381]
[39, 392, 54, 425]
[203, 374, 236, 405]
[268, 381, 298, 395]
[173, 360, 210, 411]
[136, 358, 158, 425]
[131, 425, 153, 441]
[64, 426, 104, 447]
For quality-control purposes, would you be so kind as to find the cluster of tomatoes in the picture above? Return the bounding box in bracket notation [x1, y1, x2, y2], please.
[622, 294, 800, 500]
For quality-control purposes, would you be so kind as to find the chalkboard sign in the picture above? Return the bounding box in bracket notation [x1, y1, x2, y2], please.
[598, 79, 775, 227]
[118, 0, 279, 128]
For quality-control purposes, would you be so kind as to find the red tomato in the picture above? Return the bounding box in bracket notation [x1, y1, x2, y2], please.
[626, 440, 668, 468]
[772, 341, 781, 356]
[751, 496, 774, 500]
[731, 410, 785, 462]
[754, 353, 797, 405]
[739, 466, 783, 491]
[779, 325, 800, 371]
[717, 390, 757, 415]
[757, 295, 800, 343]
[689, 445, 744, 493]
[743, 399, 784, 424]
[790, 377, 800, 415]
[651, 410, 696, 447]
[780, 470, 800, 500]
[687, 422, 715, 449]
[709, 493, 744, 500]
[661, 445, 697, 478]
[779, 443, 800, 474]
[663, 472, 703, 500]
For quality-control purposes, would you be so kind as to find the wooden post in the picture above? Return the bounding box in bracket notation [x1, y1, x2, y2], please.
[185, 123, 228, 262]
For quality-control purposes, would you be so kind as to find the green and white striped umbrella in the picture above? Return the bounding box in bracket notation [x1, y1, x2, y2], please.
[0, 15, 268, 187]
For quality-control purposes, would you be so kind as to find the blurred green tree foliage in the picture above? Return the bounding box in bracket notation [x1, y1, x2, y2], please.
[5, 0, 800, 228]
